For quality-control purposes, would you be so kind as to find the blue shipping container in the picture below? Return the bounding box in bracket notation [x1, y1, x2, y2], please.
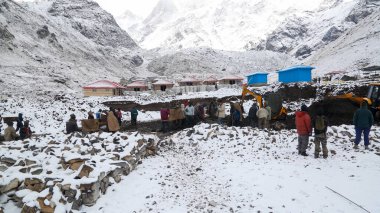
[247, 72, 269, 85]
[277, 66, 315, 83]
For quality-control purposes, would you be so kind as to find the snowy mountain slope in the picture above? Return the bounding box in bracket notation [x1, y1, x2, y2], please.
[143, 47, 296, 78]
[305, 7, 380, 75]
[0, 0, 150, 96]
[254, 0, 380, 59]
[120, 0, 363, 51]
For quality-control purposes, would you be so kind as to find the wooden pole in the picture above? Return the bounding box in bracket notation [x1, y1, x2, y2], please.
[325, 186, 371, 213]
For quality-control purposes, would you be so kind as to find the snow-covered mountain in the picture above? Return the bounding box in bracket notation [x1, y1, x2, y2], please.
[121, 0, 350, 51]
[0, 0, 149, 95]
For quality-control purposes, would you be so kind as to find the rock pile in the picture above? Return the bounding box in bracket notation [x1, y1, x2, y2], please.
[0, 131, 158, 212]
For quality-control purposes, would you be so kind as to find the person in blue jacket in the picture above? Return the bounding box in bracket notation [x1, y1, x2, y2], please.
[353, 101, 374, 150]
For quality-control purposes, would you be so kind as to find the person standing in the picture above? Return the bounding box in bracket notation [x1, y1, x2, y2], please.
[313, 108, 329, 158]
[295, 105, 312, 156]
[248, 103, 258, 128]
[107, 111, 120, 132]
[88, 111, 95, 119]
[232, 109, 241, 126]
[217, 102, 226, 125]
[95, 109, 102, 120]
[266, 104, 272, 129]
[130, 106, 139, 127]
[208, 100, 218, 119]
[16, 113, 23, 132]
[66, 114, 79, 134]
[160, 107, 170, 133]
[256, 107, 269, 129]
[185, 102, 195, 127]
[4, 122, 18, 141]
[353, 101, 374, 150]
[20, 120, 32, 140]
[116, 108, 123, 126]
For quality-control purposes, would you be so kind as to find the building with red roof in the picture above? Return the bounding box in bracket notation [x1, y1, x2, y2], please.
[82, 80, 126, 96]
[152, 79, 174, 91]
[218, 75, 244, 85]
[126, 81, 148, 92]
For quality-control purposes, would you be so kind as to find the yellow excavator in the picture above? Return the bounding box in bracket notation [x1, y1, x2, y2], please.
[241, 84, 287, 120]
[329, 83, 380, 119]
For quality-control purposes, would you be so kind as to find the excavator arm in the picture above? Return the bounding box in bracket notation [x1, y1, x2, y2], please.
[241, 85, 263, 108]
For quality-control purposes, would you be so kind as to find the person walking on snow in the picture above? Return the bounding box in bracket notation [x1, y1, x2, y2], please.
[295, 105, 312, 156]
[353, 101, 374, 150]
[313, 107, 329, 158]
[185, 102, 195, 127]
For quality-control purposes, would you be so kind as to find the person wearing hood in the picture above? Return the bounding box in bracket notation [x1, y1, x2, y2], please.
[4, 121, 18, 141]
[20, 120, 32, 140]
[107, 111, 120, 132]
[16, 113, 23, 132]
[295, 105, 312, 156]
[256, 106, 269, 129]
[353, 101, 374, 150]
[248, 103, 259, 128]
[313, 107, 329, 158]
[66, 114, 79, 134]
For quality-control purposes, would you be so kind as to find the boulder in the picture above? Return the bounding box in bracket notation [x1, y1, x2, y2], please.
[24, 178, 45, 192]
[0, 178, 20, 194]
[78, 165, 94, 178]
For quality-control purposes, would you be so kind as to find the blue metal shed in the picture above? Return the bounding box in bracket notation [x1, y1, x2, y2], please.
[247, 72, 269, 85]
[277, 66, 315, 83]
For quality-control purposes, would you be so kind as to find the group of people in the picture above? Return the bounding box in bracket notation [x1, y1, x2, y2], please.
[295, 101, 374, 158]
[65, 106, 139, 134]
[0, 113, 32, 141]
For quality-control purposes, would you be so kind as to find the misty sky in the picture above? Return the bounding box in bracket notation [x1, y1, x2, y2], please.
[17, 0, 159, 18]
[93, 0, 159, 18]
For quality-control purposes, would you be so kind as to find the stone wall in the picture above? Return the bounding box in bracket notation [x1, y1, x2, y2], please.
[0, 132, 158, 212]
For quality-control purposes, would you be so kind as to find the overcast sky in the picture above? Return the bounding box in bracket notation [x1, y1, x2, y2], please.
[17, 0, 159, 18]
[93, 0, 159, 18]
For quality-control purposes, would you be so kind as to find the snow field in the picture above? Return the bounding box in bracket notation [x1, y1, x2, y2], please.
[84, 123, 380, 212]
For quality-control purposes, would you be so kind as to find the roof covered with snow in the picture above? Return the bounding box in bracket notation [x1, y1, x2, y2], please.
[83, 80, 126, 89]
[179, 77, 202, 83]
[219, 75, 244, 80]
[152, 80, 174, 85]
[126, 81, 148, 88]
[203, 77, 218, 82]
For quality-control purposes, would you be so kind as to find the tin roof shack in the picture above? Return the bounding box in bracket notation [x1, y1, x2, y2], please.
[277, 66, 315, 83]
[203, 77, 218, 86]
[126, 81, 148, 92]
[83, 80, 126, 97]
[178, 78, 202, 86]
[247, 72, 269, 86]
[152, 80, 174, 91]
[219, 75, 244, 85]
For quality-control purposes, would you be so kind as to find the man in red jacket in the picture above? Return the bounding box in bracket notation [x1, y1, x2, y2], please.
[295, 105, 312, 156]
[160, 107, 170, 133]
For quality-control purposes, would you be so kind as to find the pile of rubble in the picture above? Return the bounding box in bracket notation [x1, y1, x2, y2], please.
[0, 131, 158, 212]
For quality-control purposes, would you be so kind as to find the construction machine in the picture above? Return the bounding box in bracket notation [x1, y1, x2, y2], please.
[329, 83, 380, 119]
[241, 85, 287, 120]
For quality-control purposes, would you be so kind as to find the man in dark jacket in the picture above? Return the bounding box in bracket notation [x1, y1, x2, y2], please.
[20, 120, 32, 140]
[16, 113, 23, 132]
[313, 107, 329, 158]
[66, 114, 79, 134]
[295, 105, 312, 156]
[353, 101, 374, 150]
[248, 103, 258, 127]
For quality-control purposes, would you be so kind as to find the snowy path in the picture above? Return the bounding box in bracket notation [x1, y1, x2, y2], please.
[84, 124, 380, 213]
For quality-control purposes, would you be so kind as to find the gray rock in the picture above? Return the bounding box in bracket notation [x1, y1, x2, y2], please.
[0, 178, 20, 194]
[295, 45, 312, 58]
[322, 26, 343, 42]
[36, 26, 50, 39]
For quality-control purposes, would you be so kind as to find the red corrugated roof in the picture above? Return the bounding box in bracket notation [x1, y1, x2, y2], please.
[179, 77, 202, 83]
[204, 77, 218, 82]
[83, 80, 126, 89]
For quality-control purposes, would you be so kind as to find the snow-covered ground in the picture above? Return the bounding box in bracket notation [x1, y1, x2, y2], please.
[84, 123, 380, 213]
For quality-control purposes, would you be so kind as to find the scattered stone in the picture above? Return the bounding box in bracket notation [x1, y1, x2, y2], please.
[0, 178, 20, 194]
